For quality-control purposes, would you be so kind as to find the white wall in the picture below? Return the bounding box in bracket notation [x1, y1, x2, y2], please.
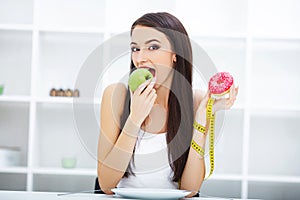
[0, 0, 300, 199]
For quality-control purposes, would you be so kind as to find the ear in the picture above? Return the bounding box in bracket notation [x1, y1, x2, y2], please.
[172, 54, 177, 63]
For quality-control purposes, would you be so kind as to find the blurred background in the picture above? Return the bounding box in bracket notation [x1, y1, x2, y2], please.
[0, 0, 300, 199]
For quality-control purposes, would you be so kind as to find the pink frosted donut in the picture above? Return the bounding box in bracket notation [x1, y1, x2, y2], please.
[208, 72, 234, 96]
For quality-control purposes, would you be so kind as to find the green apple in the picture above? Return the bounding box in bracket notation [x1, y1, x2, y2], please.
[128, 68, 153, 92]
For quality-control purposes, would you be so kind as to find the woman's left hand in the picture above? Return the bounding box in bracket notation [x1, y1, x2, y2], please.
[196, 85, 239, 118]
[195, 85, 239, 129]
[212, 84, 239, 113]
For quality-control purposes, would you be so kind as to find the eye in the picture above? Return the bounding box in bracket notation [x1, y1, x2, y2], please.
[131, 47, 140, 52]
[148, 45, 160, 51]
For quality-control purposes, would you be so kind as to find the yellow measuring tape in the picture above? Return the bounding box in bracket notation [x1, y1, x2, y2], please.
[205, 98, 215, 179]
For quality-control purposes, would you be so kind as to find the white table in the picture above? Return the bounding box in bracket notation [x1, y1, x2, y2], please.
[0, 191, 115, 200]
[0, 190, 257, 200]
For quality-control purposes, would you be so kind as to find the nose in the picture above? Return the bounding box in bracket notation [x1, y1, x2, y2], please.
[135, 49, 149, 66]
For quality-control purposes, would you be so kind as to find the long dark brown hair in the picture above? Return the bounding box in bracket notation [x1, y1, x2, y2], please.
[120, 12, 194, 182]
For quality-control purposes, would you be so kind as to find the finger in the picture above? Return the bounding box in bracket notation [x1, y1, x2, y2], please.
[146, 89, 156, 101]
[215, 90, 237, 111]
[235, 86, 239, 97]
[142, 80, 156, 96]
[225, 101, 234, 109]
[135, 79, 152, 95]
[148, 91, 157, 106]
[218, 98, 227, 109]
[225, 97, 235, 109]
[151, 88, 156, 96]
[231, 85, 238, 102]
[152, 77, 157, 84]
[229, 84, 235, 101]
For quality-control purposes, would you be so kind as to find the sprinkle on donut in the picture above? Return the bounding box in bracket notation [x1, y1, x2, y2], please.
[208, 72, 234, 96]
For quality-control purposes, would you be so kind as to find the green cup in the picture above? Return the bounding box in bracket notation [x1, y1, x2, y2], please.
[0, 85, 4, 95]
[61, 157, 77, 169]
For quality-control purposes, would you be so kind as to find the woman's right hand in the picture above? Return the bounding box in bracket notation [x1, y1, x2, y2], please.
[129, 78, 157, 126]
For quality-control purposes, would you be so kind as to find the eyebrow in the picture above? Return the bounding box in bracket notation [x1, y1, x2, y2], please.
[130, 39, 161, 45]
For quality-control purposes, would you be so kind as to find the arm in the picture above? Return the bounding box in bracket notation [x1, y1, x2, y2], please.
[179, 89, 207, 197]
[97, 80, 157, 194]
[97, 83, 139, 194]
[180, 86, 239, 197]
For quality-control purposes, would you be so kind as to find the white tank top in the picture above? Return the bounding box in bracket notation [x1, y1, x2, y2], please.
[117, 129, 178, 189]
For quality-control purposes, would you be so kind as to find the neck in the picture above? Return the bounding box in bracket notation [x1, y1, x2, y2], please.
[154, 69, 174, 108]
[154, 85, 170, 108]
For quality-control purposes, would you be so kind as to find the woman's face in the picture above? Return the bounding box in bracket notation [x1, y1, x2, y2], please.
[130, 25, 176, 89]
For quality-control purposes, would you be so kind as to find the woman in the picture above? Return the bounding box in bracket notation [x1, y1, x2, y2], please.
[97, 12, 238, 197]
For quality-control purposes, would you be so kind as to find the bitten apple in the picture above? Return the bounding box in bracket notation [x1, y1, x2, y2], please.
[128, 68, 153, 92]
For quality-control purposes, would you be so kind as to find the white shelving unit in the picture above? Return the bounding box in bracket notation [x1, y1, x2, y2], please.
[1, 0, 300, 199]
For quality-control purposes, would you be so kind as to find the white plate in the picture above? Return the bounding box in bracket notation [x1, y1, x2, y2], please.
[111, 188, 191, 199]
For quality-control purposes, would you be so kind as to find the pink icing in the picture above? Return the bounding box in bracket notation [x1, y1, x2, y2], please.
[208, 72, 234, 95]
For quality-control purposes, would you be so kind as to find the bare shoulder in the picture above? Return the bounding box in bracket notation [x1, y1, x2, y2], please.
[193, 89, 206, 111]
[102, 83, 127, 116]
[103, 83, 127, 97]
